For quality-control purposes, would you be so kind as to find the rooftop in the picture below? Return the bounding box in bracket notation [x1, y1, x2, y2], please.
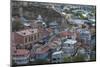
[60, 31, 73, 37]
[64, 39, 77, 44]
[52, 51, 63, 55]
[23, 23, 31, 26]
[37, 15, 43, 20]
[49, 21, 58, 25]
[16, 29, 38, 36]
[89, 18, 95, 22]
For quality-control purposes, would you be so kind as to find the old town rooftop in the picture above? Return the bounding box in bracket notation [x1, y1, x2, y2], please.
[16, 29, 38, 36]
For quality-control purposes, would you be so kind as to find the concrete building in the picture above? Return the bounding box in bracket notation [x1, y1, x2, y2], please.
[77, 29, 91, 44]
[35, 46, 49, 60]
[63, 39, 77, 57]
[52, 51, 63, 63]
[14, 29, 41, 49]
[35, 15, 47, 28]
[60, 31, 75, 40]
[12, 49, 30, 65]
[49, 21, 59, 34]
[30, 43, 50, 60]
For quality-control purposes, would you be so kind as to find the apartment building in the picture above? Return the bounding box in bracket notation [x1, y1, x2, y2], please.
[14, 29, 41, 49]
[12, 49, 30, 65]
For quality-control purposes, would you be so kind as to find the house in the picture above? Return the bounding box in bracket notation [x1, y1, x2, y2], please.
[49, 21, 59, 34]
[48, 39, 62, 52]
[14, 29, 41, 49]
[60, 31, 76, 40]
[30, 42, 50, 60]
[51, 51, 63, 63]
[34, 45, 50, 60]
[62, 39, 77, 57]
[12, 49, 30, 65]
[77, 47, 86, 55]
[23, 22, 32, 29]
[37, 28, 52, 42]
[60, 31, 72, 38]
[30, 15, 47, 29]
[68, 19, 87, 25]
[35, 15, 47, 28]
[77, 29, 91, 44]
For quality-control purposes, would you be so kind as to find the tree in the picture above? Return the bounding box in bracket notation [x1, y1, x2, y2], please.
[12, 21, 24, 32]
[63, 56, 72, 62]
[92, 45, 96, 51]
[79, 13, 88, 20]
[35, 59, 50, 64]
[72, 54, 85, 62]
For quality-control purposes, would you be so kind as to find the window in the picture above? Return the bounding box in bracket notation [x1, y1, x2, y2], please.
[68, 44, 70, 47]
[25, 37, 27, 43]
[38, 33, 40, 38]
[34, 34, 36, 40]
[16, 44, 21, 49]
[31, 36, 33, 41]
[29, 36, 31, 42]
[57, 58, 60, 60]
[53, 58, 56, 61]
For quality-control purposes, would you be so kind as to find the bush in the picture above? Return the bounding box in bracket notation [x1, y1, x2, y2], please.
[63, 56, 72, 62]
[72, 54, 85, 62]
[12, 21, 24, 32]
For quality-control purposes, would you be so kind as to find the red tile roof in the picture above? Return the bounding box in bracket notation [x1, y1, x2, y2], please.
[46, 28, 53, 33]
[60, 31, 73, 37]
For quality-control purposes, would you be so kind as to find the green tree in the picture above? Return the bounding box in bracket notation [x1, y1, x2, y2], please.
[72, 54, 85, 62]
[92, 45, 96, 51]
[63, 56, 72, 62]
[35, 59, 49, 64]
[12, 21, 24, 32]
[79, 14, 87, 19]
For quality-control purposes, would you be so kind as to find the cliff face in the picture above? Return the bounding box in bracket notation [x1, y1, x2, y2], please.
[12, 1, 62, 23]
[23, 6, 62, 22]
